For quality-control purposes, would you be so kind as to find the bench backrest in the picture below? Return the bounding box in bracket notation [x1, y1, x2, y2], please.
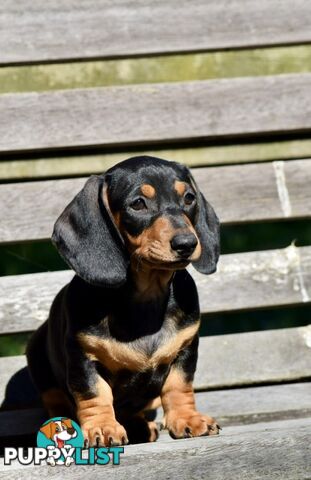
[0, 1, 310, 406]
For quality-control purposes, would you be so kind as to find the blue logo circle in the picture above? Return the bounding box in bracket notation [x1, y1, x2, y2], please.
[37, 417, 84, 449]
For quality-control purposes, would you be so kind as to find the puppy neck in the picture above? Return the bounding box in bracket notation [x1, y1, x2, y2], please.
[130, 259, 174, 302]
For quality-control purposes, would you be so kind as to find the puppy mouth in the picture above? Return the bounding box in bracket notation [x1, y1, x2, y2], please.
[142, 258, 190, 271]
[134, 250, 190, 270]
[56, 437, 65, 448]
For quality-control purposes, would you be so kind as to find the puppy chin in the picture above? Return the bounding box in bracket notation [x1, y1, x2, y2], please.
[145, 257, 190, 270]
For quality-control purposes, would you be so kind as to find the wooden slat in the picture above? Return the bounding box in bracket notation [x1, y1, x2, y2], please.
[1, 140, 311, 181]
[1, 0, 311, 65]
[0, 271, 73, 334]
[195, 326, 311, 390]
[1, 383, 310, 437]
[0, 356, 25, 405]
[194, 383, 311, 425]
[1, 74, 311, 154]
[195, 244, 311, 314]
[1, 158, 311, 243]
[1, 326, 310, 404]
[0, 246, 310, 334]
[0, 418, 310, 478]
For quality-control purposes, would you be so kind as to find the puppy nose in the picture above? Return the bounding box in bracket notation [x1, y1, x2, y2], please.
[170, 233, 198, 258]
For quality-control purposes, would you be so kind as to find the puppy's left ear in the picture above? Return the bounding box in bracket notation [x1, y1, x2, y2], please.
[40, 421, 53, 439]
[191, 180, 220, 275]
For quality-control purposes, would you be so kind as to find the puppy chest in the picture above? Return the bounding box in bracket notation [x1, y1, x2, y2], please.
[77, 322, 198, 373]
[112, 365, 169, 415]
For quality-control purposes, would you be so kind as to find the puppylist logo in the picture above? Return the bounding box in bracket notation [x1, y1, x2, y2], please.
[4, 417, 124, 467]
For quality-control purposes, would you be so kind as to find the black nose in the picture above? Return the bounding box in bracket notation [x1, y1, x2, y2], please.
[170, 233, 198, 258]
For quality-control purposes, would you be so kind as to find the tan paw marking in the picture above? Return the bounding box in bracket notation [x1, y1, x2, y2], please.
[165, 412, 220, 439]
[82, 418, 128, 447]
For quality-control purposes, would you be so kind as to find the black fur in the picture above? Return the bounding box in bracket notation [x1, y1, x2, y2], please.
[26, 156, 220, 440]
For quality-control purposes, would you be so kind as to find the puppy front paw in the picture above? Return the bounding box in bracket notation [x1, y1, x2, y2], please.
[82, 417, 128, 447]
[165, 411, 220, 439]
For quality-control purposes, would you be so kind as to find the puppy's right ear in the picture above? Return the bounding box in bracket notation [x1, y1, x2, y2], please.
[52, 175, 128, 287]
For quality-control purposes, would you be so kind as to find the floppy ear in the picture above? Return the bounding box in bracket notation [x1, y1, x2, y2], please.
[40, 421, 53, 439]
[61, 418, 73, 429]
[51, 175, 128, 287]
[191, 183, 220, 275]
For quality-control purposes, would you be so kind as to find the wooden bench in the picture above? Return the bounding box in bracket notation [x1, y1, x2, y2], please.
[0, 1, 310, 477]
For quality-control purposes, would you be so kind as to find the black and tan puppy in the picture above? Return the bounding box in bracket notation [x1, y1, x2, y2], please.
[26, 156, 220, 446]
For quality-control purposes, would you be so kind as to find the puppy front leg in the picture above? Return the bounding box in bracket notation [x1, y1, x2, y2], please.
[161, 335, 220, 439]
[66, 347, 128, 447]
[74, 376, 128, 447]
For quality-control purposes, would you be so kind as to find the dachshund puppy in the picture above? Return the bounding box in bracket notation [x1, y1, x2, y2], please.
[26, 156, 220, 446]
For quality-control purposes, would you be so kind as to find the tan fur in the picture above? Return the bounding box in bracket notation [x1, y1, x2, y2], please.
[74, 376, 128, 447]
[126, 216, 201, 267]
[161, 368, 196, 414]
[141, 184, 156, 198]
[174, 180, 186, 196]
[161, 368, 219, 438]
[124, 216, 176, 259]
[78, 321, 199, 373]
[147, 421, 159, 442]
[143, 396, 162, 411]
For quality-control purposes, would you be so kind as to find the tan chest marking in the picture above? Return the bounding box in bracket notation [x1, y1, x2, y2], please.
[77, 322, 199, 373]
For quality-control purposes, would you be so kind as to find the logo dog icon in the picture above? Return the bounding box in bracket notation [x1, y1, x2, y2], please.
[4, 417, 123, 467]
[40, 418, 77, 448]
[38, 417, 80, 466]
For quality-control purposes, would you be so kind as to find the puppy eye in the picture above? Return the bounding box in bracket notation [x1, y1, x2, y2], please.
[184, 192, 196, 205]
[55, 427, 60, 432]
[130, 198, 147, 211]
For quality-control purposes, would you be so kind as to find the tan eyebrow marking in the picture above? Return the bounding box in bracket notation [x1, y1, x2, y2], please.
[141, 184, 156, 198]
[174, 180, 186, 196]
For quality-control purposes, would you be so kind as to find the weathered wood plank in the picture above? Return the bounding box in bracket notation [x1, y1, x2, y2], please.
[1, 0, 311, 65]
[195, 325, 311, 390]
[0, 158, 310, 243]
[1, 326, 310, 403]
[2, 383, 310, 437]
[1, 45, 311, 94]
[0, 246, 310, 334]
[193, 244, 311, 314]
[1, 75, 311, 154]
[1, 140, 311, 181]
[0, 418, 310, 478]
[194, 383, 311, 426]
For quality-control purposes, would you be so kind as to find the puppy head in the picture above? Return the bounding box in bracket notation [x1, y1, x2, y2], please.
[40, 418, 77, 442]
[52, 156, 220, 286]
